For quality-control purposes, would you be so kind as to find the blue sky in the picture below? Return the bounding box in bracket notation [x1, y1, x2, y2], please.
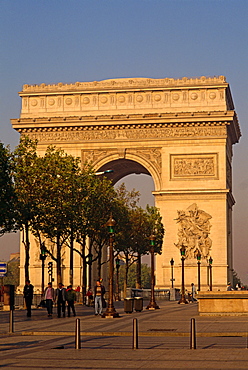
[1, 0, 248, 282]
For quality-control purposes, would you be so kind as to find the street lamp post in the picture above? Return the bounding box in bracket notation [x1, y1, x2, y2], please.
[209, 256, 213, 291]
[178, 246, 188, 304]
[39, 244, 47, 294]
[196, 251, 201, 292]
[146, 235, 160, 310]
[86, 252, 93, 290]
[102, 216, 119, 318]
[115, 257, 121, 301]
[170, 258, 175, 288]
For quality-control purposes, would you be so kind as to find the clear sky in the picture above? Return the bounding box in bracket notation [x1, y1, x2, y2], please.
[0, 1, 248, 283]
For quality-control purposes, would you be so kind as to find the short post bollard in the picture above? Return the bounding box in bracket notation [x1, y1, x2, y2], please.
[9, 309, 14, 334]
[75, 318, 81, 349]
[190, 318, 196, 349]
[133, 318, 138, 350]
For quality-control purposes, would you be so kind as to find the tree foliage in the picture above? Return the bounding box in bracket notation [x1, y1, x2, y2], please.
[0, 143, 16, 235]
[12, 137, 40, 280]
[118, 263, 151, 290]
[1, 137, 165, 292]
[3, 258, 20, 287]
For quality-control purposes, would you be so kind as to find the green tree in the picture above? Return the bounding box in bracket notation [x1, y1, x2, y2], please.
[114, 184, 141, 297]
[12, 137, 40, 281]
[3, 258, 20, 287]
[117, 205, 164, 294]
[30, 146, 83, 284]
[118, 263, 151, 291]
[0, 143, 16, 235]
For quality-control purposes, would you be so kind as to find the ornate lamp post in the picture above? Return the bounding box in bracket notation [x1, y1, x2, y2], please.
[86, 252, 93, 289]
[39, 244, 47, 294]
[170, 258, 175, 288]
[115, 257, 121, 301]
[196, 251, 201, 291]
[178, 246, 188, 304]
[146, 234, 160, 310]
[102, 216, 119, 318]
[209, 256, 213, 291]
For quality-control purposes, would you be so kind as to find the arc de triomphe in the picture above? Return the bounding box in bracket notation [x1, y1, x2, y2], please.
[12, 76, 241, 291]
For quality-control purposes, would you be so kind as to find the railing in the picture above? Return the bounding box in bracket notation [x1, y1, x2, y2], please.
[129, 288, 170, 300]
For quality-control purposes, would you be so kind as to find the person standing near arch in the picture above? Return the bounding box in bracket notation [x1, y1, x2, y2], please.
[23, 280, 34, 317]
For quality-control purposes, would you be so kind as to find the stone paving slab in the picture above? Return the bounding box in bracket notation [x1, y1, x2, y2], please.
[1, 300, 248, 369]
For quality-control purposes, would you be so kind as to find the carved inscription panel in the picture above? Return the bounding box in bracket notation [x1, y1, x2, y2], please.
[170, 154, 218, 180]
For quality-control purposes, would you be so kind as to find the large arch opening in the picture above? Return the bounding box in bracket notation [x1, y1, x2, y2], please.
[98, 159, 155, 267]
[97, 158, 155, 208]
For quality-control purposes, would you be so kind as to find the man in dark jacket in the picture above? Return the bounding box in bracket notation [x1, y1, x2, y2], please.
[55, 283, 66, 318]
[23, 280, 34, 317]
[66, 285, 76, 317]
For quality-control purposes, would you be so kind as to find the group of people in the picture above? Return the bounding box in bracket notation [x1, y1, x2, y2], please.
[23, 281, 77, 318]
[23, 279, 106, 318]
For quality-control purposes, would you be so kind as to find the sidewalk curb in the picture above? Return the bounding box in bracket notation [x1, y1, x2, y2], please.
[14, 331, 248, 338]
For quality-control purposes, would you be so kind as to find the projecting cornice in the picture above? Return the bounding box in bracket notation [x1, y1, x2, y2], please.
[21, 75, 228, 93]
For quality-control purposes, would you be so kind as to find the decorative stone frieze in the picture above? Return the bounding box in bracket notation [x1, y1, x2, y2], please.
[20, 125, 228, 144]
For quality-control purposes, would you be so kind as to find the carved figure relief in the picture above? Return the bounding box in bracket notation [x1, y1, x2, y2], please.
[175, 203, 212, 259]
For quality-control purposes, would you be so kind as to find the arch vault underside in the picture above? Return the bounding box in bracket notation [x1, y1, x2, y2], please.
[12, 76, 241, 291]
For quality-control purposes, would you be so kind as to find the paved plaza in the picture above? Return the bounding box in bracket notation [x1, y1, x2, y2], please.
[1, 300, 248, 369]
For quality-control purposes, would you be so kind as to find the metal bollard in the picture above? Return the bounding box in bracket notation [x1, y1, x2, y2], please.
[75, 318, 81, 349]
[190, 318, 196, 349]
[133, 318, 138, 349]
[9, 309, 14, 334]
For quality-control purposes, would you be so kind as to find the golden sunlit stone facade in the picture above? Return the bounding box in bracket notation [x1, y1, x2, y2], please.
[12, 76, 241, 291]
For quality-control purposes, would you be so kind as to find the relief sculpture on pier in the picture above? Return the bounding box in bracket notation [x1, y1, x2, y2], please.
[175, 203, 212, 259]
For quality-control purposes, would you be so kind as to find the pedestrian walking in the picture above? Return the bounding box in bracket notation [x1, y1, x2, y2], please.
[55, 283, 66, 318]
[23, 280, 34, 317]
[66, 285, 76, 317]
[191, 283, 197, 302]
[94, 280, 105, 316]
[44, 282, 55, 317]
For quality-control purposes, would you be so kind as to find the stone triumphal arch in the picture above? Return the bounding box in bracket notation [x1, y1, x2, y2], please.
[12, 76, 241, 291]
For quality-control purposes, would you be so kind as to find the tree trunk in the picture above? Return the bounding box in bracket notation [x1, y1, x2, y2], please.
[81, 235, 86, 305]
[24, 222, 30, 282]
[69, 229, 73, 286]
[97, 246, 102, 280]
[56, 234, 62, 284]
[123, 255, 129, 299]
[136, 252, 142, 289]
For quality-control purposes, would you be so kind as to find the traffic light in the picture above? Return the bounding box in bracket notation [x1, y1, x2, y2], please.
[40, 247, 47, 261]
[48, 261, 53, 274]
[86, 253, 93, 265]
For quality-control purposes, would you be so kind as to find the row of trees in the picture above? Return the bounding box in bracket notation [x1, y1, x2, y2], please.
[0, 137, 164, 298]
